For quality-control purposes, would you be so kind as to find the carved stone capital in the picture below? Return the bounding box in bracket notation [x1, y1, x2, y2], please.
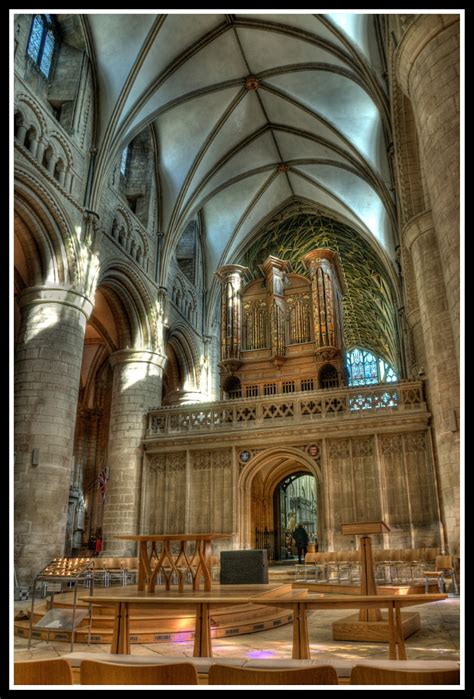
[17, 285, 94, 320]
[109, 348, 167, 370]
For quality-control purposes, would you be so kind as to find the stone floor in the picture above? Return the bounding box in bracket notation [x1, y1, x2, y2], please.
[13, 595, 461, 665]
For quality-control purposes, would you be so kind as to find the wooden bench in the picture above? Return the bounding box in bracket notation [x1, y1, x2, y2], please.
[62, 652, 460, 685]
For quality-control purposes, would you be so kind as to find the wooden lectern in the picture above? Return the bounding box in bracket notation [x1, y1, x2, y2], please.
[341, 520, 390, 622]
[332, 520, 421, 642]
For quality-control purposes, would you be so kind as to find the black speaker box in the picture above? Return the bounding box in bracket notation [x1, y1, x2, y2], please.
[219, 549, 269, 584]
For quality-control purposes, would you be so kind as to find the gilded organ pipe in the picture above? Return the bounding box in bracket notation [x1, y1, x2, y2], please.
[260, 256, 289, 365]
[215, 264, 248, 372]
[302, 249, 346, 360]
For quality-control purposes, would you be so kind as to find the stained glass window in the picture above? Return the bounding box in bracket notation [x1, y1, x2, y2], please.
[27, 15, 43, 62]
[346, 348, 397, 386]
[27, 15, 57, 79]
[120, 146, 129, 176]
[40, 31, 55, 77]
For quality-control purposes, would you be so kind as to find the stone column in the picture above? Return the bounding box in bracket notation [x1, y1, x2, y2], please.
[396, 14, 460, 367]
[14, 286, 93, 585]
[35, 139, 46, 164]
[101, 349, 166, 556]
[15, 123, 27, 143]
[403, 211, 460, 555]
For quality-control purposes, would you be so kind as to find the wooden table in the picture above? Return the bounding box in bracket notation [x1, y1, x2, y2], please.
[117, 534, 232, 593]
[80, 584, 291, 657]
[253, 592, 447, 660]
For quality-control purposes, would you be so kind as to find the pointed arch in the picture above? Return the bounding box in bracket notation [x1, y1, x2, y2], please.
[238, 446, 322, 550]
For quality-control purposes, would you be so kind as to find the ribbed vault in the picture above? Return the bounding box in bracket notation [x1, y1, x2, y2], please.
[81, 12, 396, 286]
[241, 209, 399, 369]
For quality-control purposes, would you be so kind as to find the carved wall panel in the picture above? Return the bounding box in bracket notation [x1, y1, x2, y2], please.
[380, 434, 413, 547]
[144, 453, 186, 534]
[403, 431, 440, 544]
[188, 448, 234, 534]
[324, 432, 440, 550]
[326, 438, 354, 549]
[351, 437, 382, 525]
[210, 449, 233, 533]
[189, 450, 211, 533]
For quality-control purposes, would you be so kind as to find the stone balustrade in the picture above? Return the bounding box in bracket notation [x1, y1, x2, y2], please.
[146, 381, 425, 436]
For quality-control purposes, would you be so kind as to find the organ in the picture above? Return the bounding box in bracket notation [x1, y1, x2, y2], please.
[216, 249, 347, 399]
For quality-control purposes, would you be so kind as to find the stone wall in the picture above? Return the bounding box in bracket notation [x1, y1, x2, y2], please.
[143, 421, 442, 556]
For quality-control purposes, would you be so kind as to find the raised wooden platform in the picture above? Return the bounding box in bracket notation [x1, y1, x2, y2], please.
[292, 581, 439, 595]
[332, 611, 421, 643]
[15, 583, 293, 644]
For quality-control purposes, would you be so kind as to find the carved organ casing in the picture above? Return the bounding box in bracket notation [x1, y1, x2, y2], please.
[217, 249, 347, 398]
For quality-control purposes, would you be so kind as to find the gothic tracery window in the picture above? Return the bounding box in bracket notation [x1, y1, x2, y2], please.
[346, 348, 397, 386]
[27, 14, 57, 79]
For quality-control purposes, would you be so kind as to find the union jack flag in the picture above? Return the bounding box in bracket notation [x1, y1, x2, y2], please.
[98, 467, 109, 502]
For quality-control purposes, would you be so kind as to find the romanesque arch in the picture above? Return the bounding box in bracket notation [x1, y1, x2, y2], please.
[14, 170, 76, 286]
[162, 323, 202, 402]
[97, 260, 160, 351]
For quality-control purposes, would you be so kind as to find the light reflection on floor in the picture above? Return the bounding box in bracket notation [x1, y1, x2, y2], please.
[14, 597, 460, 664]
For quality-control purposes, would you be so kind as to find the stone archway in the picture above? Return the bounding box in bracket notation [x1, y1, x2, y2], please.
[237, 447, 324, 556]
[273, 472, 317, 561]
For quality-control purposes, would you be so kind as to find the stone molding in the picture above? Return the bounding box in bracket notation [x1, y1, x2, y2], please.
[395, 14, 459, 96]
[17, 284, 94, 320]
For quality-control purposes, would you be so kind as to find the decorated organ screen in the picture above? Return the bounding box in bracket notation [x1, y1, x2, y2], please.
[216, 249, 347, 398]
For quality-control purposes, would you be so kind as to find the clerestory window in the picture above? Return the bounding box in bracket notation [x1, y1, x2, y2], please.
[120, 146, 129, 176]
[27, 14, 57, 79]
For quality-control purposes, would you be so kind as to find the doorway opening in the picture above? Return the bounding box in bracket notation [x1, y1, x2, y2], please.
[273, 472, 317, 561]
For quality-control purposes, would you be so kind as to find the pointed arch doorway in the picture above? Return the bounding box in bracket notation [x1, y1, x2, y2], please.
[274, 472, 317, 560]
[238, 447, 322, 561]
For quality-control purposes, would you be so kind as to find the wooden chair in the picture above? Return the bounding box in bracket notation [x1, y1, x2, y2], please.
[208, 664, 338, 685]
[14, 658, 73, 685]
[295, 552, 318, 581]
[80, 659, 198, 685]
[424, 554, 458, 593]
[350, 664, 460, 685]
[209, 554, 220, 582]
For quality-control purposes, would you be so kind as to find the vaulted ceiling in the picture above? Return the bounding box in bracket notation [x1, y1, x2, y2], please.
[82, 13, 396, 283]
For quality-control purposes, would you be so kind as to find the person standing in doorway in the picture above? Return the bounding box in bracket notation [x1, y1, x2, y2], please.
[292, 523, 309, 563]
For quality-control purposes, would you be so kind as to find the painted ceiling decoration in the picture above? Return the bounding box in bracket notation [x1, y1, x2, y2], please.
[241, 208, 399, 370]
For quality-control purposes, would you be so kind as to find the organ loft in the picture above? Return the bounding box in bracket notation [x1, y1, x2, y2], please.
[217, 249, 348, 399]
